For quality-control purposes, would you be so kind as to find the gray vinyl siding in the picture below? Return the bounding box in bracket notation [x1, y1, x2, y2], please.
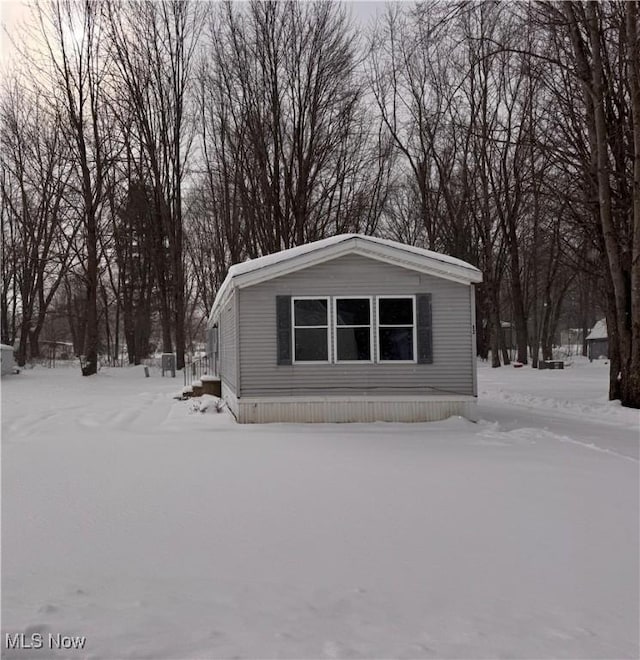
[587, 338, 608, 360]
[218, 291, 238, 393]
[237, 254, 474, 397]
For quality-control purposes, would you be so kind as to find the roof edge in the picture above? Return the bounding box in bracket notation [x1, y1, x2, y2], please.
[209, 235, 482, 324]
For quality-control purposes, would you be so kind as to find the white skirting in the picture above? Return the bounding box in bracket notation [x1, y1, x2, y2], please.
[228, 394, 477, 424]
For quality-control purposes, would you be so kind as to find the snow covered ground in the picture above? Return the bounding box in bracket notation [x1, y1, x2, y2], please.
[1, 359, 638, 659]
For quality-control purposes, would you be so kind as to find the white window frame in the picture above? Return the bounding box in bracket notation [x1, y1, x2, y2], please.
[291, 296, 331, 364]
[376, 295, 417, 364]
[333, 296, 374, 364]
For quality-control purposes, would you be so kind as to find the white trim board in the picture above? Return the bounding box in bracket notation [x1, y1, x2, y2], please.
[209, 235, 482, 325]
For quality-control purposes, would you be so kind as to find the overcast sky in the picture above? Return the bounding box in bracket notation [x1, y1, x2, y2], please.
[0, 0, 388, 66]
[1, 1, 25, 63]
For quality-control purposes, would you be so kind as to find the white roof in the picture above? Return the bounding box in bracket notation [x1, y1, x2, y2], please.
[209, 234, 482, 323]
[1, 343, 14, 350]
[586, 319, 607, 341]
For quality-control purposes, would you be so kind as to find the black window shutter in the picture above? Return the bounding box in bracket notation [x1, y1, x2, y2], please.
[416, 293, 433, 364]
[276, 296, 292, 365]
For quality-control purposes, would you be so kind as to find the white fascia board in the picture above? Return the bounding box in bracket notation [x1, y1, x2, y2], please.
[208, 238, 482, 322]
[351, 244, 483, 285]
[232, 240, 481, 291]
[231, 241, 356, 290]
[208, 275, 234, 326]
[238, 394, 477, 404]
[208, 242, 355, 324]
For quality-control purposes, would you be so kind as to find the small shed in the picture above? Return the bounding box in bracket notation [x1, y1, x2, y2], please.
[1, 344, 16, 376]
[586, 319, 608, 361]
[207, 234, 483, 423]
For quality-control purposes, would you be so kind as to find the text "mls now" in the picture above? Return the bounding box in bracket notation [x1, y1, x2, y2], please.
[5, 633, 87, 650]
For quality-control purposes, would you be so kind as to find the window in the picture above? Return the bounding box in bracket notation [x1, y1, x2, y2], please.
[292, 297, 329, 362]
[334, 298, 372, 362]
[377, 296, 416, 362]
[279, 293, 429, 366]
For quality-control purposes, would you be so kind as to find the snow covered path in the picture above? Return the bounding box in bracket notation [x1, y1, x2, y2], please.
[1, 362, 638, 659]
[478, 398, 638, 462]
[477, 360, 639, 462]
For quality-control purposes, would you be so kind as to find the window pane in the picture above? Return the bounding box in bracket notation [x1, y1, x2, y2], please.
[379, 328, 414, 360]
[294, 299, 327, 326]
[379, 298, 413, 325]
[336, 298, 370, 326]
[337, 327, 371, 361]
[295, 328, 328, 361]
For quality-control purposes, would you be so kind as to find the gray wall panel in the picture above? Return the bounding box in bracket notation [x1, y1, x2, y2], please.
[235, 254, 474, 397]
[219, 291, 237, 393]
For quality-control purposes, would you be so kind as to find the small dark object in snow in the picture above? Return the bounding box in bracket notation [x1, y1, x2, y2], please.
[513, 361, 524, 368]
[541, 360, 564, 370]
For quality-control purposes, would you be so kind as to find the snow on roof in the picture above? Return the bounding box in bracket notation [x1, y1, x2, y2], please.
[209, 234, 481, 321]
[226, 234, 479, 279]
[586, 319, 607, 341]
[1, 343, 14, 350]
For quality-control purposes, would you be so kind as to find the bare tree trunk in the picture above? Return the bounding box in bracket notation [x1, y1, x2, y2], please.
[83, 205, 99, 375]
[488, 284, 503, 368]
[626, 1, 640, 407]
[33, 0, 113, 377]
[585, 3, 630, 394]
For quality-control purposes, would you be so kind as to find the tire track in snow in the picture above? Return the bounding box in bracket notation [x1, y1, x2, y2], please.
[477, 399, 639, 461]
[3, 404, 86, 441]
[75, 391, 174, 434]
[477, 421, 639, 463]
[549, 433, 639, 463]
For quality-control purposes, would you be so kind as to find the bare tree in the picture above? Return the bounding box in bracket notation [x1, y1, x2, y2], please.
[0, 76, 78, 365]
[197, 0, 390, 264]
[106, 0, 203, 370]
[536, 1, 640, 406]
[1, 164, 19, 346]
[31, 0, 115, 375]
[626, 0, 640, 407]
